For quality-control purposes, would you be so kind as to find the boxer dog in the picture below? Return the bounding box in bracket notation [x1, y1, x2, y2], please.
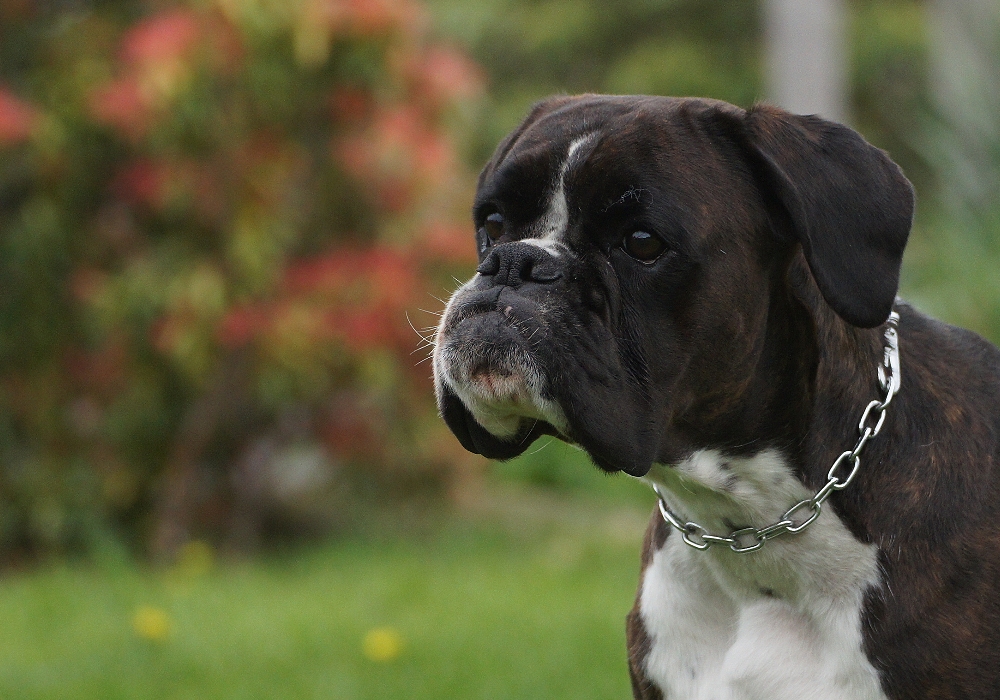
[432, 95, 1000, 699]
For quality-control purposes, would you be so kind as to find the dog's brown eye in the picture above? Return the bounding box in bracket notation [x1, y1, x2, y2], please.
[482, 212, 504, 242]
[623, 231, 666, 262]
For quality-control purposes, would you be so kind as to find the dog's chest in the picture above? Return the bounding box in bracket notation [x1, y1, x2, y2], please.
[639, 450, 888, 700]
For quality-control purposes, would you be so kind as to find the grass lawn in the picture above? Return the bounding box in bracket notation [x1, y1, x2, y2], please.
[0, 479, 652, 699]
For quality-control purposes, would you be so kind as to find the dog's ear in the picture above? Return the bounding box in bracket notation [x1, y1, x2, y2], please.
[734, 104, 914, 328]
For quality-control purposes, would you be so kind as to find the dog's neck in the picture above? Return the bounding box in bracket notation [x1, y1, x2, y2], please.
[787, 252, 891, 483]
[646, 251, 894, 538]
[668, 251, 885, 464]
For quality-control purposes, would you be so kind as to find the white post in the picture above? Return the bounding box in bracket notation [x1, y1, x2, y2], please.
[926, 0, 1000, 219]
[764, 0, 849, 123]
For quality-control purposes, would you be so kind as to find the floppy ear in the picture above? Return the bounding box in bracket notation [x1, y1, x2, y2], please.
[740, 104, 914, 328]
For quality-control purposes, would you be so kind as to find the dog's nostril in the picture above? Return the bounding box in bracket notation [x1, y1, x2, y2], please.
[477, 253, 500, 276]
[530, 267, 561, 283]
[519, 251, 562, 284]
[515, 255, 561, 284]
[479, 243, 562, 287]
[517, 256, 534, 281]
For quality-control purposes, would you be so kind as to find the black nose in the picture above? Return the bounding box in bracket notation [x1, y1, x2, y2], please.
[476, 242, 562, 288]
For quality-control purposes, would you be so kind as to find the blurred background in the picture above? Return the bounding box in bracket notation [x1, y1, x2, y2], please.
[0, 0, 998, 697]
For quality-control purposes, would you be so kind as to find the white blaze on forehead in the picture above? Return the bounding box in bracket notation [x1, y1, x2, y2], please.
[518, 237, 567, 258]
[532, 133, 596, 245]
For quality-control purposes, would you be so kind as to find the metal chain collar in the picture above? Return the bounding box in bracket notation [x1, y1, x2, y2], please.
[652, 311, 901, 554]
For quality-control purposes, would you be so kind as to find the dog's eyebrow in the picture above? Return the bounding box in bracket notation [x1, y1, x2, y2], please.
[476, 152, 553, 216]
[602, 188, 651, 213]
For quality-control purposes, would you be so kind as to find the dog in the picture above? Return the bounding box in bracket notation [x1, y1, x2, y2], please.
[431, 94, 1000, 699]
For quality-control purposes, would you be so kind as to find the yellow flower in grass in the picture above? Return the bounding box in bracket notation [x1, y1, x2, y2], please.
[132, 605, 172, 642]
[362, 627, 404, 662]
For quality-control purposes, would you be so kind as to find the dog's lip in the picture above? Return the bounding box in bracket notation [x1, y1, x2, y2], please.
[444, 305, 542, 348]
[441, 299, 501, 336]
[465, 366, 531, 401]
[449, 305, 501, 328]
[443, 285, 545, 329]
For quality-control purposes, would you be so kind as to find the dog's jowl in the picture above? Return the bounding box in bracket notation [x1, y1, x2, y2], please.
[432, 95, 1000, 699]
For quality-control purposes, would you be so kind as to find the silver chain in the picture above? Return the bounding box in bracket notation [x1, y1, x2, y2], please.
[652, 311, 901, 554]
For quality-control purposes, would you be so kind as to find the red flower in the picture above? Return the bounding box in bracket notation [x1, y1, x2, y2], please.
[90, 8, 211, 141]
[412, 130, 453, 179]
[340, 309, 392, 351]
[113, 160, 168, 208]
[218, 306, 271, 348]
[330, 87, 373, 124]
[122, 9, 200, 68]
[282, 247, 417, 301]
[407, 46, 485, 109]
[346, 0, 425, 36]
[0, 87, 40, 144]
[335, 105, 456, 210]
[89, 78, 152, 141]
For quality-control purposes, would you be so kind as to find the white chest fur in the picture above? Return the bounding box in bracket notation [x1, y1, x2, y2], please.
[639, 449, 887, 700]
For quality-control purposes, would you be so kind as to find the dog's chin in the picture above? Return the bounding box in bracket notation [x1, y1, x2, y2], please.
[438, 383, 556, 460]
[438, 378, 656, 476]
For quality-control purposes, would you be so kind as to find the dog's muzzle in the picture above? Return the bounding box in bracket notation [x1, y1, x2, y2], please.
[433, 242, 569, 460]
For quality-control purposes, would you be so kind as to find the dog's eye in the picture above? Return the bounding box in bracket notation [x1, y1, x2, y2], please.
[622, 231, 666, 262]
[481, 212, 505, 243]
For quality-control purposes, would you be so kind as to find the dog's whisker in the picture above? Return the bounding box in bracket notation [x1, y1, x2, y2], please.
[518, 419, 540, 446]
[528, 438, 553, 455]
[405, 311, 437, 345]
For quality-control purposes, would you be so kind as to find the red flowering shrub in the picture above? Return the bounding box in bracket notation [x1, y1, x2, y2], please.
[0, 89, 39, 144]
[0, 0, 484, 560]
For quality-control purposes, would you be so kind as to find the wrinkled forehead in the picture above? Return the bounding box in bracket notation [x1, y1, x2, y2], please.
[474, 97, 767, 262]
[479, 96, 667, 189]
[475, 96, 745, 224]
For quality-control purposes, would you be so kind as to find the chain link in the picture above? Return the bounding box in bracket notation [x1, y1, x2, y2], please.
[652, 311, 900, 554]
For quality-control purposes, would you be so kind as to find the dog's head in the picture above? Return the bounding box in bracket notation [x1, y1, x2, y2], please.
[432, 95, 914, 476]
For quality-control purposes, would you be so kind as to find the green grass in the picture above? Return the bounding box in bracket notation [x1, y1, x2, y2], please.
[0, 497, 650, 700]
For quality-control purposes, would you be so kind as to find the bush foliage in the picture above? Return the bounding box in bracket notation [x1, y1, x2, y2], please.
[0, 0, 484, 560]
[3, 0, 997, 563]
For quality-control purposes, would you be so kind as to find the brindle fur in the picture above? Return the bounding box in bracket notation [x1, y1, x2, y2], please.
[437, 95, 1000, 698]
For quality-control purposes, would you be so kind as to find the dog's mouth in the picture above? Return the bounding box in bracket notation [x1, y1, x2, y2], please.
[433, 281, 659, 477]
[465, 362, 531, 404]
[434, 298, 569, 458]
